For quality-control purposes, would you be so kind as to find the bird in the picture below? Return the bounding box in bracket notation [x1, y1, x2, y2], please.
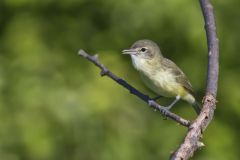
[122, 39, 201, 114]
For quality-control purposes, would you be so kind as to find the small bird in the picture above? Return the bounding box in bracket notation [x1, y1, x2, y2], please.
[122, 39, 201, 114]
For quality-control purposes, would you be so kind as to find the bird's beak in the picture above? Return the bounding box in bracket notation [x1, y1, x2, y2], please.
[122, 49, 138, 55]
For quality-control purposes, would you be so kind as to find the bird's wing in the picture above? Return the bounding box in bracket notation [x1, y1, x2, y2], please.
[161, 58, 194, 95]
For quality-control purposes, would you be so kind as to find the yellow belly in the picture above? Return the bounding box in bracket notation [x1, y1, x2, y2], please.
[139, 70, 187, 98]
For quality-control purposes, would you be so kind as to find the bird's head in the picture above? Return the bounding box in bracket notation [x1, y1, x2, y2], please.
[122, 39, 162, 60]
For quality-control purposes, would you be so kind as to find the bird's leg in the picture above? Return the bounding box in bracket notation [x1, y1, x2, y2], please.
[165, 95, 180, 110]
[151, 95, 163, 101]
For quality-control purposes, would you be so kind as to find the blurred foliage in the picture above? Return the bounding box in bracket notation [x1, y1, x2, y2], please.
[0, 0, 239, 159]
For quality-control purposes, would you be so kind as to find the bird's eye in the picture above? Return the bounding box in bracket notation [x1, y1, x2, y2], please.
[140, 48, 147, 52]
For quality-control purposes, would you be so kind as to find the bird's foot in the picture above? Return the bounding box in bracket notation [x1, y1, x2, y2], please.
[148, 100, 169, 119]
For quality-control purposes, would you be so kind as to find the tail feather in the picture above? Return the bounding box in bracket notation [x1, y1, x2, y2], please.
[192, 101, 202, 115]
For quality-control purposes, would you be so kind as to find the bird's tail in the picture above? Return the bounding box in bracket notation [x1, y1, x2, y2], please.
[192, 101, 202, 115]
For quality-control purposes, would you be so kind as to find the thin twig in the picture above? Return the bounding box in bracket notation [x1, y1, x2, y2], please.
[170, 0, 219, 159]
[78, 50, 190, 127]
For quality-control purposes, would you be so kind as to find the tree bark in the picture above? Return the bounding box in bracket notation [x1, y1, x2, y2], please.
[170, 0, 219, 159]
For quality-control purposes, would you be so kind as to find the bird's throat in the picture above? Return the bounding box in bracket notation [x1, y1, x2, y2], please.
[131, 55, 160, 74]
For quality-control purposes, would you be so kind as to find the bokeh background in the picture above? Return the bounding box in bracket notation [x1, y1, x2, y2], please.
[0, 0, 239, 159]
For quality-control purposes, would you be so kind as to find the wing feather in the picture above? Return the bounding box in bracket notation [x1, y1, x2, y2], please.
[161, 58, 194, 95]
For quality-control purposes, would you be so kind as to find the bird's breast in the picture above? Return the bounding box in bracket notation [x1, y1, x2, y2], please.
[131, 56, 183, 97]
[140, 69, 179, 97]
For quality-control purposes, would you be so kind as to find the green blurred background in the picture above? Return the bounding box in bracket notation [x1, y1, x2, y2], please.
[0, 0, 239, 159]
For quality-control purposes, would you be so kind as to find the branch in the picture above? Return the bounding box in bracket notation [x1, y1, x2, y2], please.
[171, 0, 219, 159]
[78, 50, 190, 127]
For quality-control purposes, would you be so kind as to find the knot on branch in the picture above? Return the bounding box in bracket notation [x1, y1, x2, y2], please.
[202, 94, 217, 109]
[100, 68, 109, 76]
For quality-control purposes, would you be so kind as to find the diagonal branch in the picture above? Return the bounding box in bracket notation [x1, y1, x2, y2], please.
[170, 0, 219, 159]
[78, 50, 190, 127]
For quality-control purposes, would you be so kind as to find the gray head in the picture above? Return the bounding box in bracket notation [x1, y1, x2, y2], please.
[122, 39, 162, 59]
